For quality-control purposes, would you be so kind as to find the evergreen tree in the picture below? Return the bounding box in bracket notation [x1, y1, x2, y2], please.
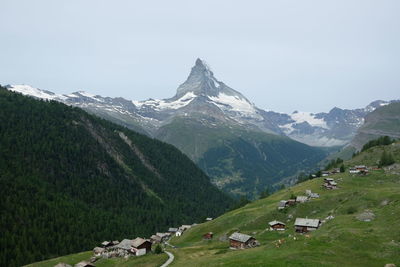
[340, 164, 345, 173]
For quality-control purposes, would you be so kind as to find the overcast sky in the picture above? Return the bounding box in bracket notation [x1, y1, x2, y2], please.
[1, 0, 399, 113]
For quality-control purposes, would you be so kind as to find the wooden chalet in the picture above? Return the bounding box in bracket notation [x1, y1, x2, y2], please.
[294, 218, 320, 233]
[287, 199, 296, 206]
[349, 167, 359, 174]
[268, 220, 286, 231]
[278, 200, 288, 210]
[296, 196, 309, 203]
[323, 178, 337, 189]
[203, 232, 213, 240]
[229, 232, 259, 249]
[132, 237, 152, 253]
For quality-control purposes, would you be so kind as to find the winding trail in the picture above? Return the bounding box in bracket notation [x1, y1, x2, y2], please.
[160, 251, 174, 267]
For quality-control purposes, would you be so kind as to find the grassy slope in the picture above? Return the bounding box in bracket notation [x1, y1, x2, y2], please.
[29, 144, 400, 266]
[25, 252, 167, 267]
[168, 165, 400, 266]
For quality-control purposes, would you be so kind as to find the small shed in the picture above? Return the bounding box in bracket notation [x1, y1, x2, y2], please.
[203, 232, 213, 240]
[229, 232, 259, 249]
[175, 230, 183, 237]
[296, 196, 309, 203]
[294, 218, 320, 233]
[278, 200, 287, 210]
[132, 237, 152, 253]
[268, 220, 286, 231]
[349, 167, 359, 174]
[206, 217, 213, 221]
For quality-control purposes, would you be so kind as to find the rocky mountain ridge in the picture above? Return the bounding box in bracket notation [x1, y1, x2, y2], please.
[7, 59, 396, 147]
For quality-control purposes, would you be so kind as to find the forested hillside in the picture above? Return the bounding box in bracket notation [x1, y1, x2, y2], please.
[0, 87, 232, 267]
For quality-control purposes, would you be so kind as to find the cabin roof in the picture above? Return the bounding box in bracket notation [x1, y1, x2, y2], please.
[268, 220, 286, 226]
[229, 232, 253, 243]
[295, 218, 320, 228]
[115, 239, 133, 250]
[132, 237, 149, 248]
[278, 200, 287, 207]
[168, 227, 178, 232]
[296, 196, 308, 201]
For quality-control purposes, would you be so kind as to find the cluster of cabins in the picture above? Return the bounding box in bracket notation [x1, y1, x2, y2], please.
[88, 222, 200, 262]
[349, 165, 369, 175]
[93, 238, 152, 259]
[323, 178, 338, 190]
[226, 216, 322, 250]
[278, 190, 320, 210]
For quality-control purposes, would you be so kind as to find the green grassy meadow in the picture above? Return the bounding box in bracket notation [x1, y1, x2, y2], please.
[168, 169, 400, 266]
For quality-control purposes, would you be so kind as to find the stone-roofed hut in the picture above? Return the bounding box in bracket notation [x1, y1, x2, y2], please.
[294, 218, 320, 233]
[268, 220, 286, 231]
[229, 232, 259, 249]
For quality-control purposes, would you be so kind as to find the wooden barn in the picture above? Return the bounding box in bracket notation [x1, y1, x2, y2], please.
[229, 232, 259, 249]
[203, 232, 213, 240]
[268, 220, 286, 231]
[294, 218, 320, 233]
[132, 237, 152, 254]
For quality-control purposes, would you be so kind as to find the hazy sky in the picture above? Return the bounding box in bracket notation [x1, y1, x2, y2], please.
[1, 0, 399, 113]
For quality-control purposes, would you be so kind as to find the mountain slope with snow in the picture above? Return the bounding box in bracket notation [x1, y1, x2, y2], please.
[4, 59, 398, 196]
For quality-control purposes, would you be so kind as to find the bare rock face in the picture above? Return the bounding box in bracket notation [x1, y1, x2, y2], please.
[356, 210, 375, 222]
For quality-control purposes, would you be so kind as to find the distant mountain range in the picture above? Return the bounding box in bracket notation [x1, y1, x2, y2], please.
[6, 58, 398, 196]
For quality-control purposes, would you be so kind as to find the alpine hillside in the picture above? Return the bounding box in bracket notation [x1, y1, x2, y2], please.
[350, 102, 400, 151]
[0, 86, 232, 267]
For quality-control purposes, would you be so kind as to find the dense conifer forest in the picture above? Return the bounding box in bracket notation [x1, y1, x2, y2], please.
[0, 86, 232, 266]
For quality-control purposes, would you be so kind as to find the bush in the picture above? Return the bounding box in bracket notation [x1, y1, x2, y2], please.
[154, 244, 163, 254]
[347, 206, 357, 214]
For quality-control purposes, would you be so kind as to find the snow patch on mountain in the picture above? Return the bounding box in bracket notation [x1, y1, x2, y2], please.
[9, 85, 66, 100]
[133, 92, 196, 110]
[291, 112, 328, 128]
[208, 93, 261, 118]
